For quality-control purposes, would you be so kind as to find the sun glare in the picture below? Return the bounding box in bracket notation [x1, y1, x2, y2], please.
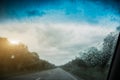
[9, 40, 20, 44]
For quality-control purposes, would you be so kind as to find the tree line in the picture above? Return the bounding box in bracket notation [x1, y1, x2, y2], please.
[62, 32, 118, 80]
[0, 37, 55, 77]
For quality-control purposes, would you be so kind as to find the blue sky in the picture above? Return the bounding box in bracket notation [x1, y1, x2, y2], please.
[0, 0, 120, 24]
[0, 0, 120, 65]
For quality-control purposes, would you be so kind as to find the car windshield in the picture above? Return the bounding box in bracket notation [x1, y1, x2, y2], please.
[0, 0, 120, 80]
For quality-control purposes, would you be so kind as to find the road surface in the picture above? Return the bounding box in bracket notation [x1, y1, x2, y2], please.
[3, 68, 83, 80]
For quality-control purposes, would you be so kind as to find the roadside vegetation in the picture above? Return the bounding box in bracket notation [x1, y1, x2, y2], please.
[0, 38, 55, 77]
[62, 32, 118, 80]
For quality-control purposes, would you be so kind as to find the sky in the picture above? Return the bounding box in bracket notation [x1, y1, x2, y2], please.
[0, 0, 120, 65]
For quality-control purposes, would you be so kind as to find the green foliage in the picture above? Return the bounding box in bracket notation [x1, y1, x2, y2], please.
[0, 37, 55, 77]
[82, 32, 118, 68]
[62, 32, 118, 80]
[82, 47, 101, 67]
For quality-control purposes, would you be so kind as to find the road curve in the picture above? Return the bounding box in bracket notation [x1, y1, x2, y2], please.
[3, 68, 82, 80]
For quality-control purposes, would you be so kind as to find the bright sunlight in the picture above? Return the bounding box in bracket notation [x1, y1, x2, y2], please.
[9, 40, 20, 44]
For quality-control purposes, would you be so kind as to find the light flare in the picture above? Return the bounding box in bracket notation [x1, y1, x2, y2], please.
[9, 39, 20, 45]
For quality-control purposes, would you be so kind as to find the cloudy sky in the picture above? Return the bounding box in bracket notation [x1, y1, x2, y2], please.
[0, 0, 120, 65]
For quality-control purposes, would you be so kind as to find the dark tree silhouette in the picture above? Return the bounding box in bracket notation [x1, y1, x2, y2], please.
[0, 37, 55, 77]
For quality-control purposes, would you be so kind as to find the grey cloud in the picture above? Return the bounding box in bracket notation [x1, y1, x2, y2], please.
[34, 23, 113, 58]
[35, 26, 69, 47]
[0, 23, 30, 33]
[0, 21, 115, 65]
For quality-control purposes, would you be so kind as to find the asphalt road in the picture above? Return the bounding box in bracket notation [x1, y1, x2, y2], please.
[3, 68, 83, 80]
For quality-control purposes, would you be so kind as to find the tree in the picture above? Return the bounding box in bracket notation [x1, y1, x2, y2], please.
[0, 37, 55, 77]
[83, 47, 101, 67]
[81, 32, 118, 68]
[100, 32, 118, 68]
